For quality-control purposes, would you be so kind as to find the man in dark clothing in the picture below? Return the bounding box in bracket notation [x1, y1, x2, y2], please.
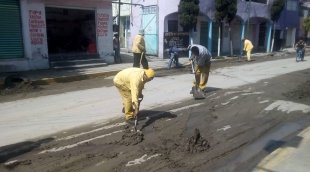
[167, 45, 179, 69]
[295, 38, 306, 61]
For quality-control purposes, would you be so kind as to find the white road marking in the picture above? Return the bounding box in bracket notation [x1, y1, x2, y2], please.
[242, 92, 264, 96]
[4, 160, 18, 165]
[264, 100, 310, 113]
[224, 91, 244, 96]
[207, 93, 217, 97]
[104, 76, 115, 79]
[57, 122, 126, 141]
[259, 100, 270, 104]
[92, 121, 110, 128]
[221, 101, 230, 106]
[39, 130, 122, 154]
[217, 125, 232, 131]
[230, 96, 239, 100]
[126, 154, 161, 167]
[169, 103, 204, 112]
[96, 161, 105, 166]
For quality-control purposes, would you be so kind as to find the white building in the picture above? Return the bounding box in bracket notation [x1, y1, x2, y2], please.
[129, 0, 277, 58]
[0, 0, 114, 72]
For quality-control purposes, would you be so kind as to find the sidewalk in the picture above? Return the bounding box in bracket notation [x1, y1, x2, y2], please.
[0, 48, 297, 87]
[252, 126, 310, 172]
[0, 53, 190, 86]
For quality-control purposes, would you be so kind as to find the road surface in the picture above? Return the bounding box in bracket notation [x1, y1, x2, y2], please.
[1, 56, 310, 171]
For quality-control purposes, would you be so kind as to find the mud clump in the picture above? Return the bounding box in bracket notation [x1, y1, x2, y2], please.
[284, 80, 310, 101]
[185, 128, 210, 153]
[116, 125, 144, 146]
[0, 82, 41, 96]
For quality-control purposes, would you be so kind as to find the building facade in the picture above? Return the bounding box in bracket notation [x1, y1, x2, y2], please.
[112, 0, 131, 49]
[129, 0, 300, 58]
[0, 0, 114, 72]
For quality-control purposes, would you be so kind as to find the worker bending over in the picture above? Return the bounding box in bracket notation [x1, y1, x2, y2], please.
[113, 68, 155, 125]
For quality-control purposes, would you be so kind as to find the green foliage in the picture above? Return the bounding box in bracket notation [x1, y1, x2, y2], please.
[302, 17, 310, 31]
[214, 0, 237, 23]
[178, 0, 200, 30]
[270, 0, 285, 22]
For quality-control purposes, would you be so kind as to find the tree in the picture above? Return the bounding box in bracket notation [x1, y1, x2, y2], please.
[302, 16, 310, 44]
[270, 0, 285, 52]
[178, 0, 200, 46]
[214, 0, 237, 57]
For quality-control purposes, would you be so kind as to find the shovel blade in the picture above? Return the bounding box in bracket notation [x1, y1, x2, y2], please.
[192, 86, 205, 99]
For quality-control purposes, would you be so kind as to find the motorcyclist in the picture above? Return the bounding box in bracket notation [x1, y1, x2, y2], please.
[294, 38, 306, 61]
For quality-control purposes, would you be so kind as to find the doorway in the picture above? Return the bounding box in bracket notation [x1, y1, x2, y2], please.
[45, 7, 96, 57]
[200, 21, 208, 48]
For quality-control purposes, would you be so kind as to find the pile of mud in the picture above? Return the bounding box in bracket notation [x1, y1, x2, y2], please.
[0, 82, 41, 96]
[115, 125, 144, 146]
[284, 80, 310, 101]
[185, 128, 210, 153]
[139, 128, 210, 156]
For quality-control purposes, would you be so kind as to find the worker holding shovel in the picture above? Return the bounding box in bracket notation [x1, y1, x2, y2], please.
[132, 29, 149, 69]
[188, 44, 212, 94]
[113, 68, 155, 125]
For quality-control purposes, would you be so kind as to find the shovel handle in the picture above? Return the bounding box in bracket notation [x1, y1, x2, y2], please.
[190, 60, 195, 74]
[140, 52, 144, 67]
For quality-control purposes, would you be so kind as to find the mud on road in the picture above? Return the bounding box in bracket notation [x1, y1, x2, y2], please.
[1, 66, 310, 172]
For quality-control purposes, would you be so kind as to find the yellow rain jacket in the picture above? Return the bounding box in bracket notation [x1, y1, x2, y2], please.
[113, 68, 145, 106]
[132, 35, 146, 53]
[243, 39, 254, 51]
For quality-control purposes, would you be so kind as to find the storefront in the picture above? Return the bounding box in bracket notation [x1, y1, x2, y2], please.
[0, 0, 113, 72]
[0, 0, 24, 59]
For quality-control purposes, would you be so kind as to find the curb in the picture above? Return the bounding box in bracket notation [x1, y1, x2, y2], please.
[0, 52, 295, 87]
[0, 66, 181, 88]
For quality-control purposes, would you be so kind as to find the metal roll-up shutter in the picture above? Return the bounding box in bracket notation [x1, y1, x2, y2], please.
[0, 0, 24, 59]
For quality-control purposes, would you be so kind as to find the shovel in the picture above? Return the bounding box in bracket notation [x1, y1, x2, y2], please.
[237, 51, 243, 62]
[191, 60, 205, 100]
[139, 52, 144, 68]
[133, 97, 143, 132]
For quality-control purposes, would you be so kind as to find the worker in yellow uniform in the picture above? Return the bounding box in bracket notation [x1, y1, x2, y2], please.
[132, 29, 149, 69]
[113, 67, 155, 125]
[242, 38, 254, 62]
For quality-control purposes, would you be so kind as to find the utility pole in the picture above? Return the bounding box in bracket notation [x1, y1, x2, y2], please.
[247, 0, 251, 38]
[118, 0, 121, 57]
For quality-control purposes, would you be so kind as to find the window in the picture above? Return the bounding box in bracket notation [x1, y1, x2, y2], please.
[168, 20, 178, 32]
[182, 25, 197, 32]
[143, 6, 156, 14]
[245, 0, 267, 4]
[287, 0, 298, 11]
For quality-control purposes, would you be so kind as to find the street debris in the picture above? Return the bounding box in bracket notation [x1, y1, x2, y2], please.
[284, 80, 310, 101]
[185, 128, 210, 153]
[116, 125, 144, 146]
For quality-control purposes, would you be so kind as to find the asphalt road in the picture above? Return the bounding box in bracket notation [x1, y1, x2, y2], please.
[1, 55, 310, 171]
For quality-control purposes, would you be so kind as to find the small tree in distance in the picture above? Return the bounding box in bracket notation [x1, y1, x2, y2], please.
[302, 16, 310, 44]
[178, 0, 200, 46]
[214, 0, 237, 57]
[270, 0, 285, 52]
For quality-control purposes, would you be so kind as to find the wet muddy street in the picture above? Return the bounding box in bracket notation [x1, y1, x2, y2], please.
[1, 56, 310, 172]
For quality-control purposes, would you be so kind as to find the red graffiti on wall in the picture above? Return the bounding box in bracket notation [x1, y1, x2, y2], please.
[97, 13, 109, 37]
[29, 10, 45, 45]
